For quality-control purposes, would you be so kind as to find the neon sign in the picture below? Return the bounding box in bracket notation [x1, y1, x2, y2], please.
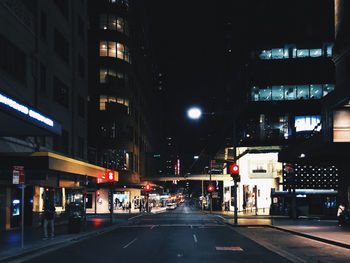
[0, 93, 54, 127]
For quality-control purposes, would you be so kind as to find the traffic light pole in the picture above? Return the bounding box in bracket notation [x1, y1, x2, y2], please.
[233, 179, 238, 224]
[209, 161, 212, 214]
[109, 182, 113, 224]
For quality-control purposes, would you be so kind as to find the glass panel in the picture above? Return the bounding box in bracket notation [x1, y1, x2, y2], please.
[310, 49, 322, 57]
[310, 84, 322, 99]
[117, 17, 124, 32]
[271, 85, 284, 100]
[108, 15, 117, 30]
[259, 87, 271, 101]
[327, 44, 333, 57]
[100, 41, 107, 56]
[100, 14, 107, 30]
[100, 68, 108, 83]
[297, 49, 309, 58]
[259, 50, 271, 60]
[109, 41, 116, 57]
[117, 72, 124, 79]
[292, 48, 297, 58]
[251, 87, 259, 101]
[297, 85, 310, 99]
[283, 48, 289, 58]
[284, 85, 296, 100]
[100, 95, 107, 110]
[323, 84, 335, 97]
[109, 68, 117, 78]
[108, 96, 116, 103]
[271, 48, 284, 59]
[117, 43, 124, 59]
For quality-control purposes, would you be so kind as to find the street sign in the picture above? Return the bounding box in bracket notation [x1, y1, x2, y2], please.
[13, 166, 25, 184]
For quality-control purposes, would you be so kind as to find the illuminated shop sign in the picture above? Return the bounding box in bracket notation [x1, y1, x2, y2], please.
[0, 92, 54, 127]
[295, 115, 321, 132]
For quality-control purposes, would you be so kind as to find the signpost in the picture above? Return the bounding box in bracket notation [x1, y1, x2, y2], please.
[13, 166, 25, 249]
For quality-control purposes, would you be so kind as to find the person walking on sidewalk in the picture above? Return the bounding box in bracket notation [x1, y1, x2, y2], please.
[43, 202, 55, 240]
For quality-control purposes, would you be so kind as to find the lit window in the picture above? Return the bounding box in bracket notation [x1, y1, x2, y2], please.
[259, 50, 271, 59]
[271, 48, 284, 59]
[117, 43, 124, 59]
[323, 84, 334, 97]
[283, 48, 289, 58]
[271, 85, 284, 100]
[100, 95, 107, 110]
[326, 44, 333, 57]
[310, 49, 322, 57]
[284, 85, 296, 100]
[310, 84, 322, 99]
[297, 49, 309, 58]
[100, 68, 108, 83]
[251, 87, 259, 101]
[117, 17, 124, 32]
[259, 87, 271, 101]
[109, 41, 116, 57]
[108, 15, 117, 30]
[100, 41, 107, 56]
[297, 85, 309, 99]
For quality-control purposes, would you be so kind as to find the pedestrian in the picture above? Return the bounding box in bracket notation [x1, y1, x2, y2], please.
[128, 201, 132, 213]
[43, 202, 55, 240]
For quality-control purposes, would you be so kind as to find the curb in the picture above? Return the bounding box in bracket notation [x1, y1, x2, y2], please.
[267, 225, 350, 250]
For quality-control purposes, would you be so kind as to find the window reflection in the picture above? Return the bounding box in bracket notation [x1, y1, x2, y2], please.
[284, 85, 296, 100]
[297, 85, 309, 99]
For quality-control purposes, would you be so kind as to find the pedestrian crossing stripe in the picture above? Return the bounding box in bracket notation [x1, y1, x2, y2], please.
[216, 247, 243, 251]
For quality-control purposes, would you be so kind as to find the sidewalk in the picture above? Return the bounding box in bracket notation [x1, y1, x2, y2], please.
[0, 213, 137, 262]
[211, 210, 350, 249]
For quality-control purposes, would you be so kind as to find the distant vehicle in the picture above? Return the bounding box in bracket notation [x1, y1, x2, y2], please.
[166, 203, 176, 210]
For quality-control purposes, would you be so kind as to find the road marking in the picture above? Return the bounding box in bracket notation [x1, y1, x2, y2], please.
[193, 234, 198, 243]
[216, 246, 243, 251]
[123, 238, 137, 249]
[128, 214, 144, 220]
[190, 225, 193, 229]
[150, 225, 156, 229]
[248, 227, 264, 229]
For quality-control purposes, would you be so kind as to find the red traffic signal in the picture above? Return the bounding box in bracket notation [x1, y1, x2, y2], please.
[96, 190, 100, 197]
[145, 184, 151, 191]
[207, 185, 214, 192]
[229, 163, 239, 174]
[107, 171, 115, 182]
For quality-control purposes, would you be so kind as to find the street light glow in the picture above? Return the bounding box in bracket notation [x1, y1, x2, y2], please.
[187, 107, 202, 120]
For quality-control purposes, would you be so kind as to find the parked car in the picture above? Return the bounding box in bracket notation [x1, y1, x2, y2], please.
[166, 203, 176, 210]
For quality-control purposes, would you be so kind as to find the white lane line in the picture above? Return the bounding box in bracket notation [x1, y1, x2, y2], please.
[193, 234, 198, 243]
[123, 238, 137, 249]
[128, 214, 144, 220]
[190, 225, 193, 229]
[150, 225, 156, 229]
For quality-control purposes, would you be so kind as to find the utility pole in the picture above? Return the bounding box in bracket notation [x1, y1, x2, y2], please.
[209, 160, 214, 214]
[109, 182, 113, 224]
[233, 148, 238, 225]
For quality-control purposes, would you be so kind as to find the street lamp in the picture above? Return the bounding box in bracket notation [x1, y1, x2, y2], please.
[187, 107, 202, 120]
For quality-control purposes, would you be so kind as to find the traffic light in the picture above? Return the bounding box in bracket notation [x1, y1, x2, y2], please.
[96, 190, 100, 197]
[145, 184, 151, 191]
[107, 171, 115, 182]
[229, 163, 240, 182]
[207, 185, 214, 192]
[229, 163, 239, 174]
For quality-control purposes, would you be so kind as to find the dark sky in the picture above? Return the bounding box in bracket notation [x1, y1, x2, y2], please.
[145, 0, 334, 172]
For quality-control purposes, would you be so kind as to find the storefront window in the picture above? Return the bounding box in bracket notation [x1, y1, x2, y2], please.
[259, 87, 271, 101]
[310, 49, 322, 57]
[271, 48, 284, 59]
[297, 49, 309, 58]
[259, 50, 271, 59]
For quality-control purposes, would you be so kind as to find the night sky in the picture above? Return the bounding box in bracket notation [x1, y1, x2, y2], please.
[146, 0, 334, 172]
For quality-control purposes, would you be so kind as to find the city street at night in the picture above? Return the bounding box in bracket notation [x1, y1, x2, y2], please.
[1, 0, 350, 262]
[7, 202, 350, 263]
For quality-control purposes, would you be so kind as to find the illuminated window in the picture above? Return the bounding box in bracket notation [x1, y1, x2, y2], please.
[259, 87, 271, 101]
[100, 41, 108, 56]
[100, 95, 107, 110]
[284, 85, 296, 100]
[297, 49, 309, 58]
[109, 41, 116, 57]
[100, 14, 128, 34]
[310, 49, 322, 57]
[297, 85, 309, 99]
[272, 85, 284, 100]
[251, 87, 259, 101]
[326, 44, 333, 57]
[310, 84, 322, 99]
[323, 84, 334, 96]
[108, 15, 117, 30]
[259, 50, 271, 59]
[271, 48, 284, 59]
[295, 116, 321, 132]
[117, 43, 124, 59]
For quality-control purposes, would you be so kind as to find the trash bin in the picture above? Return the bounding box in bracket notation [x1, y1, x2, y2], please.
[68, 214, 81, 234]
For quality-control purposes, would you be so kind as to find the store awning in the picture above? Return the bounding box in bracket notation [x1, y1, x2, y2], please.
[0, 152, 118, 185]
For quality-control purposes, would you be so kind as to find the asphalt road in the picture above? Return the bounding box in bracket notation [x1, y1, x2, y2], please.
[21, 203, 291, 263]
